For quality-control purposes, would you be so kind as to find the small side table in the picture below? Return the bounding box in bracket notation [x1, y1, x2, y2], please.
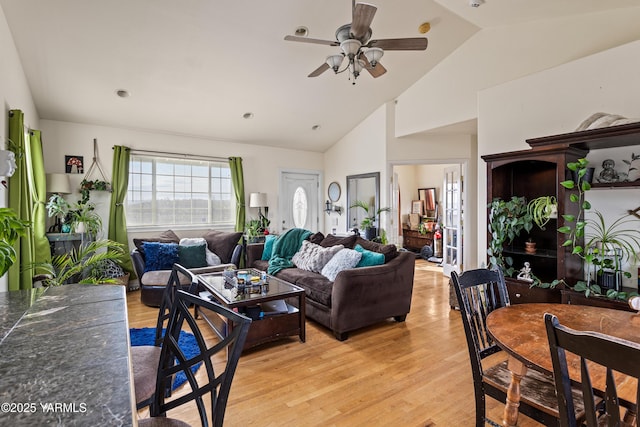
[46, 233, 84, 257]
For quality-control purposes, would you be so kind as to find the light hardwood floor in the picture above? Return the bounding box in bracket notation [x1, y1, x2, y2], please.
[127, 259, 542, 426]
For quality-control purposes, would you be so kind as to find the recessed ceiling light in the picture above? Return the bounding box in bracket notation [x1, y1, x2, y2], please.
[115, 89, 131, 98]
[294, 26, 309, 37]
[242, 112, 254, 119]
[311, 124, 320, 131]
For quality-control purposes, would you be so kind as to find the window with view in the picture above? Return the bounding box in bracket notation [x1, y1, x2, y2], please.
[126, 155, 235, 227]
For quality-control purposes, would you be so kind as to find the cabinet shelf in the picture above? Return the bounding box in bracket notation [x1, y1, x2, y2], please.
[590, 181, 640, 189]
[504, 247, 557, 259]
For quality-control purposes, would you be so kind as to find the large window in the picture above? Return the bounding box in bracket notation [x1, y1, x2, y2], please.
[126, 155, 235, 228]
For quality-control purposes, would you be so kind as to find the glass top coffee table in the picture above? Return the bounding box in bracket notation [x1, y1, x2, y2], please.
[195, 269, 306, 350]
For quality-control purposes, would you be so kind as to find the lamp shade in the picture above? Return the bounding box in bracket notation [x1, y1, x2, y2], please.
[249, 192, 268, 208]
[364, 47, 384, 66]
[46, 173, 71, 194]
[340, 39, 361, 57]
[326, 54, 344, 72]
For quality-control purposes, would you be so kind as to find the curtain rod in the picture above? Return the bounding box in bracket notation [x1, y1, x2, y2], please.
[128, 148, 227, 162]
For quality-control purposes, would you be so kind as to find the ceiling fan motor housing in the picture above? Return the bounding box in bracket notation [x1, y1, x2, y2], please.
[335, 24, 372, 44]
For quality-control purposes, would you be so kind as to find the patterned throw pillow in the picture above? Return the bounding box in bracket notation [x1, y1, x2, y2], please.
[143, 242, 179, 272]
[292, 241, 343, 273]
[321, 248, 362, 281]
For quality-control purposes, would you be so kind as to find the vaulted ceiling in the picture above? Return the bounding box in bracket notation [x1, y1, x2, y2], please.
[2, 0, 638, 152]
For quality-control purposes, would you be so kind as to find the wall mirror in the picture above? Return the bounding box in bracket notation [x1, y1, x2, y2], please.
[346, 172, 380, 232]
[418, 187, 437, 219]
[328, 181, 341, 202]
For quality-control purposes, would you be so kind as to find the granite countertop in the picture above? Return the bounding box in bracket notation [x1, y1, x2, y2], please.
[0, 284, 136, 426]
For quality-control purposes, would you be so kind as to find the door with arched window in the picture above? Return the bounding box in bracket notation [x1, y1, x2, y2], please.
[279, 171, 320, 233]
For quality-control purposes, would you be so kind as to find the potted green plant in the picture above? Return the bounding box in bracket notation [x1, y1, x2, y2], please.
[527, 195, 557, 230]
[34, 239, 125, 286]
[350, 200, 391, 240]
[245, 219, 263, 243]
[46, 193, 71, 233]
[559, 157, 640, 299]
[487, 196, 533, 277]
[0, 207, 30, 276]
[79, 178, 111, 204]
[69, 201, 103, 239]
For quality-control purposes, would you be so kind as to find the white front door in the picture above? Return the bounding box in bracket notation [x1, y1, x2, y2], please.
[442, 165, 463, 277]
[279, 171, 320, 233]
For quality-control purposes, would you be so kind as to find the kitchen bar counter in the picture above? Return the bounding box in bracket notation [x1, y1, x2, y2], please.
[0, 284, 136, 426]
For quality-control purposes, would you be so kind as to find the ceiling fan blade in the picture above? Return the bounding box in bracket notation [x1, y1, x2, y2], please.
[351, 3, 377, 40]
[368, 62, 386, 78]
[367, 37, 428, 51]
[284, 35, 339, 47]
[360, 54, 387, 78]
[308, 62, 330, 77]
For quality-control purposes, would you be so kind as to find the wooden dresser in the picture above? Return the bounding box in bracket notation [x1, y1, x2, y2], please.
[402, 228, 433, 251]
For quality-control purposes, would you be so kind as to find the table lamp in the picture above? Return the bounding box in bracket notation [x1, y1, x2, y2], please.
[249, 192, 269, 230]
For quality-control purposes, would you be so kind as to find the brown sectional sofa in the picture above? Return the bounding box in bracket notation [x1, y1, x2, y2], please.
[246, 234, 415, 340]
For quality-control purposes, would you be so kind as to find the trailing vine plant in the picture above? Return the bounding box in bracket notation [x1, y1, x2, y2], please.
[487, 196, 533, 277]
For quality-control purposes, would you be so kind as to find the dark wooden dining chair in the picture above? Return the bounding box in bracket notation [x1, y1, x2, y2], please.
[452, 268, 584, 427]
[133, 263, 198, 410]
[545, 313, 640, 427]
[139, 290, 251, 427]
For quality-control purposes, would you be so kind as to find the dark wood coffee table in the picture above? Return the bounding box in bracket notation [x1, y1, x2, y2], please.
[195, 269, 305, 350]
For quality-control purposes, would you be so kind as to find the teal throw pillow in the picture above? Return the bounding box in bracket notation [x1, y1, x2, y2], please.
[143, 242, 179, 272]
[261, 234, 278, 261]
[178, 243, 207, 269]
[354, 244, 385, 268]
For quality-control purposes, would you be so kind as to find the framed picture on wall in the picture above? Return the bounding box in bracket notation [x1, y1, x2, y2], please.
[65, 155, 84, 174]
[411, 200, 424, 215]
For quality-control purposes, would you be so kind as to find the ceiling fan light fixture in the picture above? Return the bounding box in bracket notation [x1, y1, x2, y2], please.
[352, 59, 364, 76]
[326, 54, 344, 72]
[364, 47, 384, 66]
[340, 39, 361, 57]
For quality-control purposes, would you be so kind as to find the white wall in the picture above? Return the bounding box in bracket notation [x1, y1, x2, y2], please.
[0, 8, 40, 291]
[395, 7, 640, 137]
[40, 119, 324, 246]
[477, 39, 640, 287]
[324, 105, 387, 235]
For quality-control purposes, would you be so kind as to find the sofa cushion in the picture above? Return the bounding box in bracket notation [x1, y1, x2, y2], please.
[354, 244, 385, 267]
[143, 242, 179, 272]
[319, 234, 357, 249]
[292, 241, 343, 273]
[202, 230, 243, 264]
[308, 231, 325, 245]
[261, 234, 278, 261]
[321, 248, 362, 281]
[133, 229, 181, 258]
[355, 237, 398, 262]
[140, 269, 192, 286]
[252, 259, 269, 271]
[178, 243, 207, 269]
[179, 237, 221, 266]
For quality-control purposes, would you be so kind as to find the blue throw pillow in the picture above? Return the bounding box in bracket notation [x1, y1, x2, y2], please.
[354, 244, 385, 268]
[143, 242, 179, 272]
[178, 243, 207, 269]
[261, 234, 278, 261]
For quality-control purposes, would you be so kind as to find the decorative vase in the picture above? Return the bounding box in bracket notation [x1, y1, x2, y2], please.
[525, 241, 537, 254]
[75, 222, 86, 233]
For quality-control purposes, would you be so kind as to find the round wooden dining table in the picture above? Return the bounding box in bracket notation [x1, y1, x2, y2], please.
[486, 303, 640, 427]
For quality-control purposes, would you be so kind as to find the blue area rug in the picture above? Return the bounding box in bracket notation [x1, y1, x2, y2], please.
[129, 327, 202, 390]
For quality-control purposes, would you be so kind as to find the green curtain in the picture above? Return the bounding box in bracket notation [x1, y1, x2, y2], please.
[7, 110, 35, 290]
[29, 130, 51, 269]
[229, 157, 245, 232]
[108, 145, 135, 278]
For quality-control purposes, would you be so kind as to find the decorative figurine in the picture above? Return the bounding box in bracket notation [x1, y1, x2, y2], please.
[517, 262, 534, 283]
[597, 159, 620, 183]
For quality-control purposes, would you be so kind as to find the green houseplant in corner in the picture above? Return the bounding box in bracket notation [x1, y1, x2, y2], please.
[350, 200, 390, 240]
[0, 207, 30, 277]
[34, 239, 125, 286]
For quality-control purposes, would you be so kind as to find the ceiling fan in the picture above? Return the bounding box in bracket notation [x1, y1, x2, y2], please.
[284, 0, 428, 83]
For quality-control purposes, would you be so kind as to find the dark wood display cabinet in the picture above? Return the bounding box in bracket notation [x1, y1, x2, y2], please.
[483, 121, 640, 305]
[482, 146, 588, 303]
[402, 228, 433, 252]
